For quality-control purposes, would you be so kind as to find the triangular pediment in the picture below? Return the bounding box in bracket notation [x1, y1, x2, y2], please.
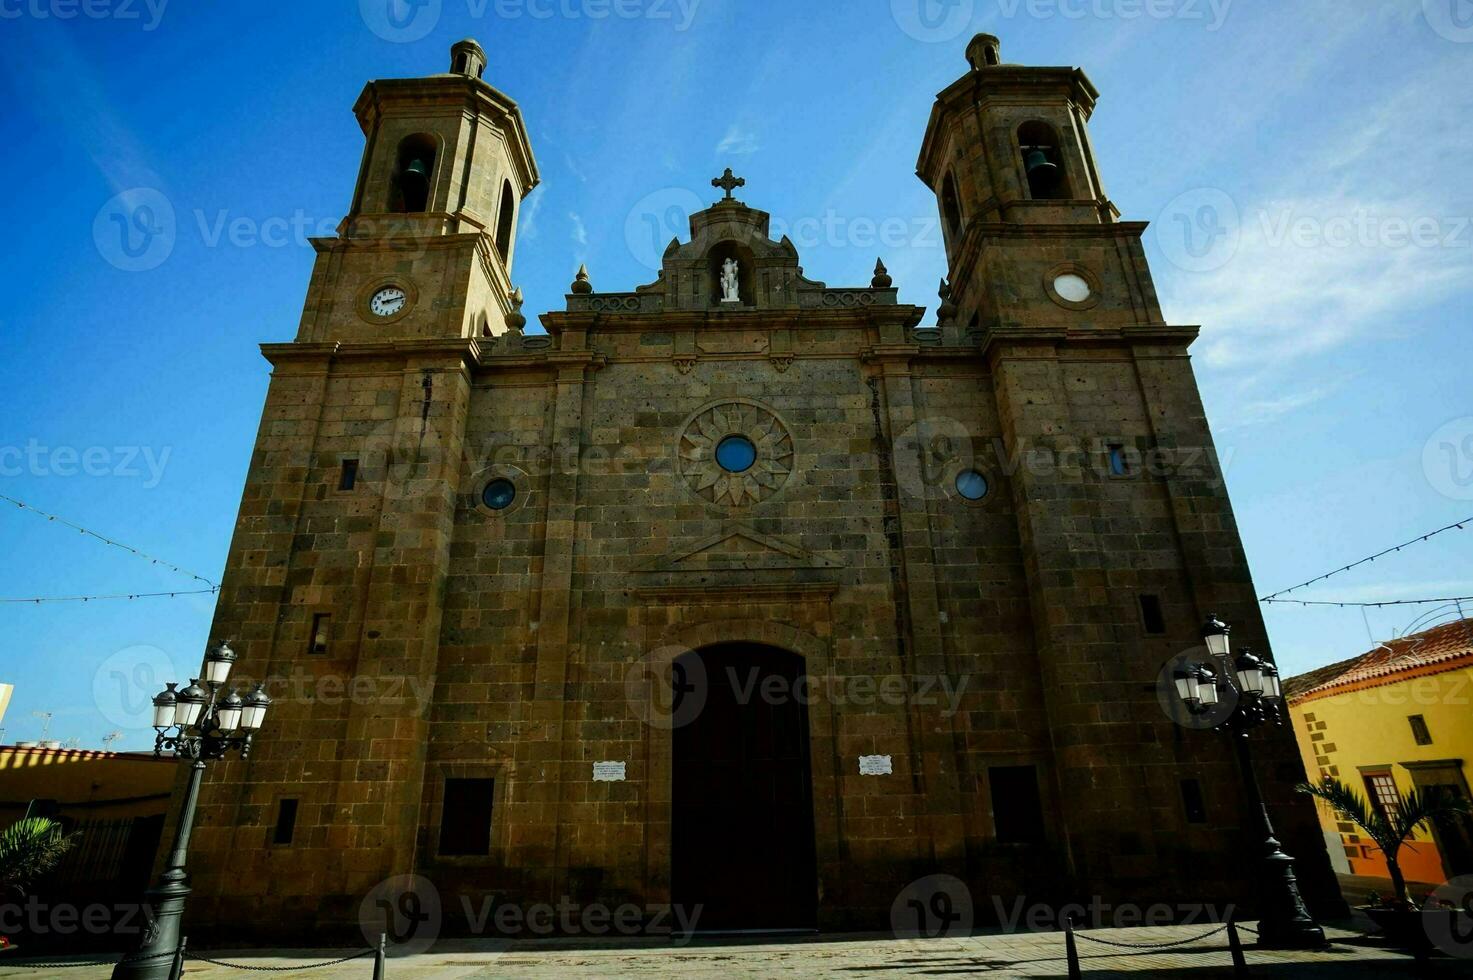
[635, 525, 841, 574]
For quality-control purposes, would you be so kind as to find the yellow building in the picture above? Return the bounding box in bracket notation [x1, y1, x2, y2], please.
[1286, 620, 1473, 896]
[0, 744, 177, 904]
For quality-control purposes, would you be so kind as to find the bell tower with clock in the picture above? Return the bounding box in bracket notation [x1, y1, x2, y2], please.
[296, 37, 539, 343]
[179, 40, 541, 933]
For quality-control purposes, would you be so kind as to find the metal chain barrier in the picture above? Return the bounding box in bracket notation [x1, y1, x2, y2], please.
[1070, 922, 1229, 949]
[1, 935, 387, 975]
[189, 948, 376, 971]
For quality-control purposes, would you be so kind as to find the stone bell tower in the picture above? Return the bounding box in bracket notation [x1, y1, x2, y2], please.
[177, 40, 541, 939]
[297, 37, 539, 344]
[916, 35, 1339, 913]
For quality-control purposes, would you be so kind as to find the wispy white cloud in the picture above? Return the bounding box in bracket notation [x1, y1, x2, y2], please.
[716, 124, 760, 156]
[518, 189, 545, 240]
[1214, 379, 1350, 433]
[1159, 57, 1473, 422]
[569, 211, 588, 248]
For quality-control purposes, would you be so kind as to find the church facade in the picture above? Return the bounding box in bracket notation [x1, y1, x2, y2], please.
[180, 35, 1339, 939]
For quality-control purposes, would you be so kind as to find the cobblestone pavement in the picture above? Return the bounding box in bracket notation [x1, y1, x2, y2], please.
[2, 921, 1470, 978]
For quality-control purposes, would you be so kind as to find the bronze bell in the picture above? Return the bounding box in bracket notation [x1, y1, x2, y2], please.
[1023, 147, 1059, 186]
[400, 157, 430, 190]
[400, 158, 430, 206]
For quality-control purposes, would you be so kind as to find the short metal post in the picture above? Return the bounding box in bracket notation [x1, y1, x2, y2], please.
[1227, 919, 1247, 977]
[1064, 913, 1082, 980]
[167, 936, 186, 980]
[372, 932, 386, 980]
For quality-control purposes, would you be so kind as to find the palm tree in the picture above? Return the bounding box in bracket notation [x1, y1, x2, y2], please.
[1298, 777, 1471, 906]
[0, 817, 78, 899]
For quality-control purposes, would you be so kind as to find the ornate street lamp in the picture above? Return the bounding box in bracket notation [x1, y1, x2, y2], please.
[1174, 615, 1326, 949]
[113, 642, 270, 980]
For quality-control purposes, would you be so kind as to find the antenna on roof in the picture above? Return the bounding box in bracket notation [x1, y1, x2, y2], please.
[32, 711, 52, 739]
[102, 731, 124, 750]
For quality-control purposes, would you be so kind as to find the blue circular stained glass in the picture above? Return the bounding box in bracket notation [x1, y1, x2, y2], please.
[482, 478, 516, 510]
[715, 435, 757, 473]
[955, 469, 989, 501]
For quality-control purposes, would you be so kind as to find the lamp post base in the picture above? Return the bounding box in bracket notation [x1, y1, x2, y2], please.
[112, 874, 188, 980]
[1250, 841, 1328, 949]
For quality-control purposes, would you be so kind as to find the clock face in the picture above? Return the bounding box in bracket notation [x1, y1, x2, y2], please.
[369, 285, 407, 317]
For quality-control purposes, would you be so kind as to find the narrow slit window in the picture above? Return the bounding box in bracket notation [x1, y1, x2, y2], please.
[1408, 715, 1432, 746]
[338, 459, 359, 491]
[1139, 595, 1166, 635]
[273, 798, 299, 845]
[1107, 444, 1131, 476]
[309, 613, 331, 656]
[1180, 779, 1207, 824]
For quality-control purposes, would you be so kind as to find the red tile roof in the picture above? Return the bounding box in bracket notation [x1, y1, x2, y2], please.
[1286, 619, 1473, 702]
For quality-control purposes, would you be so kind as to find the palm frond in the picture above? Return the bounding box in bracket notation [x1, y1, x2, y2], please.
[0, 817, 79, 892]
[1296, 778, 1398, 853]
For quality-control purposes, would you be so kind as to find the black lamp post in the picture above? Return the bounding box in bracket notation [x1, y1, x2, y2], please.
[113, 642, 270, 980]
[1174, 615, 1326, 949]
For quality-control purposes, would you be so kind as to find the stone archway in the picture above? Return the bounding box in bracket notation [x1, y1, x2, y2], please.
[670, 642, 818, 931]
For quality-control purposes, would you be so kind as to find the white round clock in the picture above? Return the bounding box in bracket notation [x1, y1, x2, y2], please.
[368, 285, 407, 317]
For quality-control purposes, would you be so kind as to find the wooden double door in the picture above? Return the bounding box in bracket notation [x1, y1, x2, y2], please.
[670, 644, 818, 932]
[1407, 761, 1473, 878]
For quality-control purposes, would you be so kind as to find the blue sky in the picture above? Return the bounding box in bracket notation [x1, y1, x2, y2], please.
[0, 0, 1470, 750]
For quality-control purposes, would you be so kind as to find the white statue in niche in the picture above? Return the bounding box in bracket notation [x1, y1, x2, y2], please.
[720, 257, 741, 303]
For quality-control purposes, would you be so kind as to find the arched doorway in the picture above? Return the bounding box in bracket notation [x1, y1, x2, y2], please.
[671, 643, 818, 931]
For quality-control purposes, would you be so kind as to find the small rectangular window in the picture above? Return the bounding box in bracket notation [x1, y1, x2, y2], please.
[309, 613, 331, 656]
[273, 798, 299, 845]
[1180, 778, 1207, 823]
[1363, 771, 1402, 822]
[439, 778, 495, 856]
[1107, 444, 1131, 476]
[1139, 595, 1166, 634]
[338, 459, 359, 491]
[1408, 715, 1433, 745]
[988, 766, 1045, 844]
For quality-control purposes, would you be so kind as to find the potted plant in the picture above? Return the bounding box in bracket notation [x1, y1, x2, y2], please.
[1298, 777, 1470, 950]
[0, 817, 80, 952]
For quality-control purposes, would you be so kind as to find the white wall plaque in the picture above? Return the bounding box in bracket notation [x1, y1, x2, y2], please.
[593, 761, 627, 782]
[858, 754, 893, 776]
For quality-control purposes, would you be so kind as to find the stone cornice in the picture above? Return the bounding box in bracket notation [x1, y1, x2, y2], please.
[261, 338, 482, 367]
[978, 324, 1199, 362]
[538, 306, 925, 336]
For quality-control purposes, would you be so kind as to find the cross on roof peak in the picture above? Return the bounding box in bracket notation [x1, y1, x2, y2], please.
[712, 168, 745, 201]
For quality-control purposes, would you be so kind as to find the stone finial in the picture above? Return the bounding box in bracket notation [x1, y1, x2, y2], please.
[871, 259, 893, 289]
[571, 264, 593, 294]
[450, 39, 487, 79]
[506, 286, 527, 334]
[966, 33, 1002, 71]
[936, 278, 957, 326]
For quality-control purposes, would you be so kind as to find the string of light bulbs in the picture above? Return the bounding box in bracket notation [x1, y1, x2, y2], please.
[0, 492, 217, 588]
[0, 587, 221, 605]
[1261, 595, 1473, 609]
[1258, 516, 1471, 602]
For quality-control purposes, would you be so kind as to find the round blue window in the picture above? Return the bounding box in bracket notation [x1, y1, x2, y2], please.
[715, 435, 757, 473]
[482, 478, 516, 510]
[955, 469, 989, 501]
